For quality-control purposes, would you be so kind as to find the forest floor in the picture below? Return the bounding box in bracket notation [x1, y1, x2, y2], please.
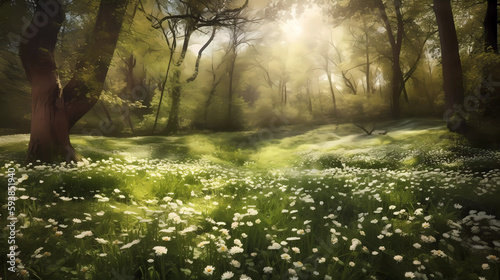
[1, 118, 500, 280]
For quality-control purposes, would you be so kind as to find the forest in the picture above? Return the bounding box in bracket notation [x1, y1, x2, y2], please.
[0, 0, 500, 279]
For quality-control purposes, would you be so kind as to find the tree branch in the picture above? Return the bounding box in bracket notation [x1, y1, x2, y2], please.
[186, 26, 217, 83]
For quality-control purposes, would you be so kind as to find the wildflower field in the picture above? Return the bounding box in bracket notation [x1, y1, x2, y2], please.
[1, 120, 500, 280]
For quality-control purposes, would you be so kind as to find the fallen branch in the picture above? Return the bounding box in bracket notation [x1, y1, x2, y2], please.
[354, 122, 376, 135]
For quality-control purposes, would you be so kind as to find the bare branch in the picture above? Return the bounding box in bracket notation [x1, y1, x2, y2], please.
[354, 123, 376, 135]
[186, 26, 217, 83]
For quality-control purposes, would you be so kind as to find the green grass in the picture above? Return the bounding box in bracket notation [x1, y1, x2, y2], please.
[1, 119, 500, 280]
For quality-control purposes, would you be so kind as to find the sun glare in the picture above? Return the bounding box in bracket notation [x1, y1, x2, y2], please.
[282, 18, 304, 42]
[280, 6, 327, 43]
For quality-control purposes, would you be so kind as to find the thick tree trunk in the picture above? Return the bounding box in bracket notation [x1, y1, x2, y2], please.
[484, 0, 498, 53]
[391, 58, 404, 119]
[63, 0, 131, 128]
[27, 73, 77, 162]
[19, 0, 76, 163]
[19, 0, 131, 163]
[433, 0, 466, 132]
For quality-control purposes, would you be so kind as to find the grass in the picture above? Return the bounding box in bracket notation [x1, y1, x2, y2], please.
[1, 119, 499, 280]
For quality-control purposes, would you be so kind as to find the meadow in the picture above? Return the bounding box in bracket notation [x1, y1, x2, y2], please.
[1, 119, 500, 280]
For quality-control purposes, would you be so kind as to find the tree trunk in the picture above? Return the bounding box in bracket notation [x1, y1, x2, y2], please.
[19, 1, 74, 163]
[426, 61, 436, 115]
[204, 88, 216, 126]
[152, 49, 174, 134]
[433, 0, 466, 132]
[204, 78, 221, 126]
[63, 0, 131, 128]
[122, 53, 136, 132]
[365, 29, 371, 98]
[391, 58, 404, 118]
[326, 73, 338, 117]
[306, 88, 313, 115]
[203, 57, 222, 127]
[227, 53, 237, 129]
[101, 102, 113, 127]
[165, 68, 181, 134]
[152, 21, 176, 134]
[484, 0, 498, 53]
[20, 0, 131, 163]
[376, 0, 404, 119]
[283, 84, 287, 106]
[163, 25, 195, 135]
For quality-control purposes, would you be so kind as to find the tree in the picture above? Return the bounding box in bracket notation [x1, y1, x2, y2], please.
[331, 43, 359, 95]
[19, 0, 132, 162]
[348, 18, 378, 97]
[226, 17, 257, 129]
[484, 0, 498, 53]
[374, 0, 405, 119]
[317, 40, 338, 117]
[433, 0, 466, 132]
[202, 49, 225, 127]
[334, 0, 431, 118]
[141, 0, 249, 134]
[253, 42, 292, 111]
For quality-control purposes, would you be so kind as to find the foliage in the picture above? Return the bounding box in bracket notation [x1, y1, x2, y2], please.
[1, 0, 499, 137]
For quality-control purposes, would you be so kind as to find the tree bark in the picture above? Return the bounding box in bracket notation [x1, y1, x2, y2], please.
[165, 68, 181, 134]
[321, 44, 338, 117]
[20, 0, 131, 163]
[484, 0, 498, 53]
[376, 0, 405, 119]
[433, 0, 466, 132]
[19, 0, 75, 163]
[152, 21, 176, 134]
[227, 52, 237, 129]
[305, 86, 313, 115]
[284, 84, 287, 105]
[204, 86, 217, 126]
[226, 19, 242, 130]
[365, 27, 371, 98]
[203, 53, 223, 127]
[121, 53, 136, 132]
[326, 72, 338, 118]
[153, 45, 175, 134]
[63, 0, 131, 128]
[164, 25, 194, 134]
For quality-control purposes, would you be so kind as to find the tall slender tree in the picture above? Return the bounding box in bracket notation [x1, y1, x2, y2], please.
[433, 0, 466, 132]
[374, 0, 405, 119]
[334, 0, 418, 118]
[226, 17, 253, 129]
[484, 0, 498, 53]
[142, 0, 249, 134]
